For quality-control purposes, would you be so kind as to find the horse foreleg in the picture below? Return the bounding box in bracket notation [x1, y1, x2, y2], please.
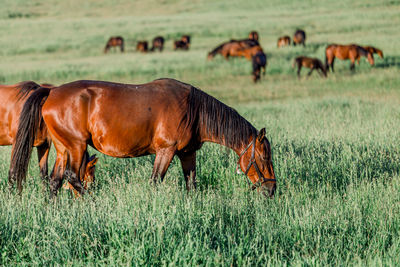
[49, 154, 66, 198]
[151, 147, 176, 184]
[297, 65, 302, 78]
[177, 151, 196, 191]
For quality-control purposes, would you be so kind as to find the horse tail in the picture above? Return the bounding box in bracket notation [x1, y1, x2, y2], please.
[16, 81, 41, 101]
[9, 87, 51, 193]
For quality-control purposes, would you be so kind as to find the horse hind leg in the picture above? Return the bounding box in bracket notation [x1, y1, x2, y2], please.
[50, 145, 87, 198]
[150, 147, 176, 184]
[307, 67, 315, 77]
[177, 151, 197, 191]
[37, 141, 51, 190]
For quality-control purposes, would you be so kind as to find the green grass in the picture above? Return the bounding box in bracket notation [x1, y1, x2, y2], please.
[1, 0, 400, 265]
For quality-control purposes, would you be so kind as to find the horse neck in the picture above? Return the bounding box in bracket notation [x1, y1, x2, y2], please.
[199, 128, 254, 155]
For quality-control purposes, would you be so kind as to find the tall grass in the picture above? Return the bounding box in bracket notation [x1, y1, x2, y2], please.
[1, 0, 400, 265]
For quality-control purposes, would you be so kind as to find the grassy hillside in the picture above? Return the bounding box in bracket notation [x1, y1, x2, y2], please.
[1, 0, 400, 265]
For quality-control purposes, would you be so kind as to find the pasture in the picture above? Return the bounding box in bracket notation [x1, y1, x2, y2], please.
[1, 0, 400, 265]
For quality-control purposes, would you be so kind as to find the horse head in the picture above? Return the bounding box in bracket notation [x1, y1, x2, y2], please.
[238, 128, 276, 198]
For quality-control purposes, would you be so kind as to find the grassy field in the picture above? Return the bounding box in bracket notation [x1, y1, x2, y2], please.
[1, 0, 400, 265]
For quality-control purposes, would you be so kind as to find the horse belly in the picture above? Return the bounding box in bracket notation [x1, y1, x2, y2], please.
[90, 121, 155, 158]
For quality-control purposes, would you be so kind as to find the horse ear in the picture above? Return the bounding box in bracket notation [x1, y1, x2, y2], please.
[257, 128, 266, 142]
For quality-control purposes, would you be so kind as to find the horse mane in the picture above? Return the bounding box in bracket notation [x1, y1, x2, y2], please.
[356, 45, 369, 57]
[208, 41, 230, 57]
[16, 81, 41, 101]
[182, 86, 256, 148]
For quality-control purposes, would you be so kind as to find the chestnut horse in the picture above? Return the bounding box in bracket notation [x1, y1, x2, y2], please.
[136, 41, 148, 52]
[364, 46, 384, 59]
[252, 52, 267, 82]
[10, 79, 277, 198]
[293, 29, 306, 46]
[2, 82, 96, 194]
[277, 36, 291, 48]
[293, 56, 327, 78]
[248, 31, 259, 41]
[325, 44, 374, 72]
[104, 36, 124, 53]
[207, 39, 259, 60]
[150, 36, 165, 52]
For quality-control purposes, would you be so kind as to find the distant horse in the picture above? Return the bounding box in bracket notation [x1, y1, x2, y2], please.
[63, 154, 98, 198]
[173, 40, 189, 50]
[150, 36, 165, 52]
[364, 46, 384, 59]
[104, 36, 124, 53]
[325, 44, 374, 72]
[252, 52, 267, 82]
[293, 29, 306, 46]
[1, 82, 96, 194]
[293, 56, 327, 78]
[136, 41, 148, 52]
[277, 36, 291, 48]
[248, 31, 259, 41]
[10, 79, 277, 198]
[207, 39, 259, 60]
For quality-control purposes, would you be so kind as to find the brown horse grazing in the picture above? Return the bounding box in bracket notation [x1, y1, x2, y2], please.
[10, 79, 277, 198]
[63, 153, 98, 198]
[325, 44, 374, 72]
[136, 41, 148, 52]
[252, 52, 267, 82]
[293, 29, 306, 46]
[293, 56, 327, 78]
[0, 82, 53, 190]
[104, 36, 124, 53]
[150, 36, 165, 52]
[173, 40, 189, 50]
[364, 46, 384, 59]
[248, 31, 259, 41]
[207, 39, 259, 60]
[277, 36, 291, 48]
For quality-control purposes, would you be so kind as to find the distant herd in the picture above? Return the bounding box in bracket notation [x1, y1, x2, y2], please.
[104, 29, 383, 82]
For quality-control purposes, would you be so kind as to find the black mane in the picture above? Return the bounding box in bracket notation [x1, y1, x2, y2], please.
[208, 41, 231, 57]
[183, 86, 256, 148]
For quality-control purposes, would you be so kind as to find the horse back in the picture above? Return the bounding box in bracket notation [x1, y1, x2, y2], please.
[42, 80, 192, 157]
